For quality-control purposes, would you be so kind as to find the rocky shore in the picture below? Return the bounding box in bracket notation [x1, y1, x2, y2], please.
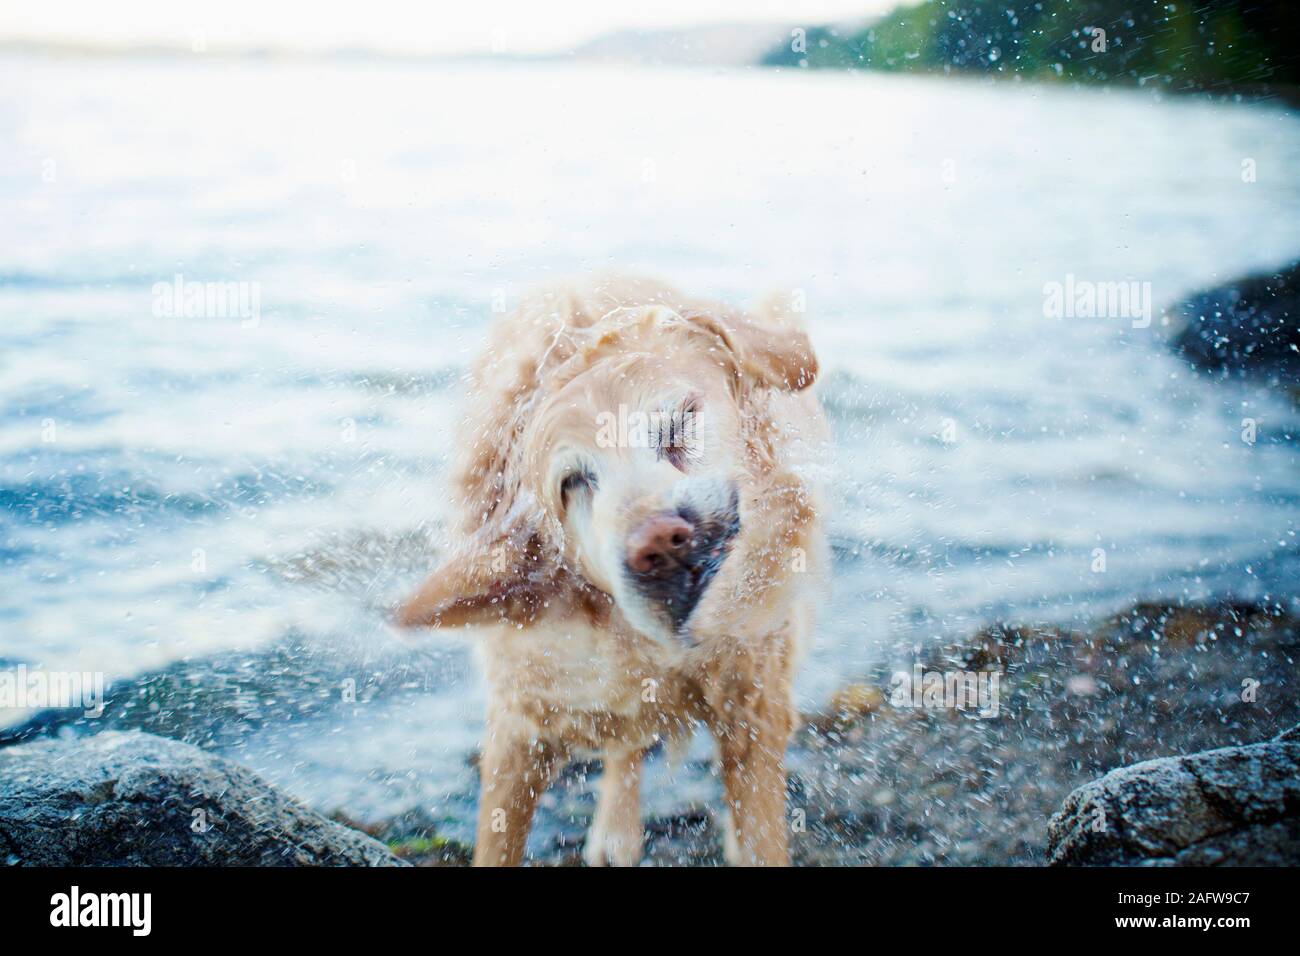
[519, 600, 1299, 867]
[1048, 724, 1300, 865]
[2, 600, 1297, 866]
[780, 601, 1300, 866]
[0, 732, 403, 866]
[1168, 260, 1300, 387]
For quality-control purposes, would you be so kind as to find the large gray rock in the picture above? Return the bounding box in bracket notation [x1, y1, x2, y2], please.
[0, 731, 405, 866]
[1047, 725, 1300, 866]
[1169, 261, 1300, 380]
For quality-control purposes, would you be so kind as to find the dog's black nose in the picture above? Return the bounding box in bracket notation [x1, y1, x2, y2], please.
[625, 500, 740, 632]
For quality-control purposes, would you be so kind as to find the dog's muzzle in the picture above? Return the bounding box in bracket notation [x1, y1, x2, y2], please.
[624, 484, 741, 633]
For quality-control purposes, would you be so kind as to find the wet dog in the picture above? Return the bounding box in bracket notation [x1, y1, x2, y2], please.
[398, 275, 827, 865]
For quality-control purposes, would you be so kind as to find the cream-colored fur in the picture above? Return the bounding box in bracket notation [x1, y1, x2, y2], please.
[398, 275, 828, 866]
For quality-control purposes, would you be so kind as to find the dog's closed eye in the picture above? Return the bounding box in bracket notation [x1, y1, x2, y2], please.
[657, 396, 701, 472]
[560, 469, 596, 507]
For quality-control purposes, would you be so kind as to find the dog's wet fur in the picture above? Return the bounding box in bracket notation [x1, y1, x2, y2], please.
[397, 275, 828, 866]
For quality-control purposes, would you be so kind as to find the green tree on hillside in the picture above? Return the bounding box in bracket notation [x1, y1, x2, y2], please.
[763, 0, 1298, 93]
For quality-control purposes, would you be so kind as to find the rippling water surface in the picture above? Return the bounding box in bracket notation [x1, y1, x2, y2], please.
[2, 54, 1298, 842]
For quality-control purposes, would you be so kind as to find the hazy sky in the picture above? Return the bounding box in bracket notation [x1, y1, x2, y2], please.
[1, 0, 906, 54]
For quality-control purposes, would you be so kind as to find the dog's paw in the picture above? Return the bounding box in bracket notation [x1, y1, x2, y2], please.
[721, 807, 742, 866]
[582, 822, 644, 867]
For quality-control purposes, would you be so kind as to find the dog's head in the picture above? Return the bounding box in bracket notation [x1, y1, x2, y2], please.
[396, 304, 817, 646]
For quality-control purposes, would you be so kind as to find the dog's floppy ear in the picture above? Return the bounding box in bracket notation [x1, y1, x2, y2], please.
[395, 525, 555, 629]
[683, 299, 818, 392]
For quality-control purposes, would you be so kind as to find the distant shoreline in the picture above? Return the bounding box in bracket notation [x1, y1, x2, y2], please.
[4, 39, 1293, 109]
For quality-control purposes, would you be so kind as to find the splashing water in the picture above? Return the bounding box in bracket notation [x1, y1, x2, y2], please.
[1, 54, 1297, 853]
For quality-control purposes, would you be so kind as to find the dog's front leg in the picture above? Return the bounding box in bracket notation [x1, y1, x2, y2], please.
[715, 719, 792, 866]
[583, 748, 644, 867]
[706, 649, 796, 867]
[473, 729, 559, 866]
